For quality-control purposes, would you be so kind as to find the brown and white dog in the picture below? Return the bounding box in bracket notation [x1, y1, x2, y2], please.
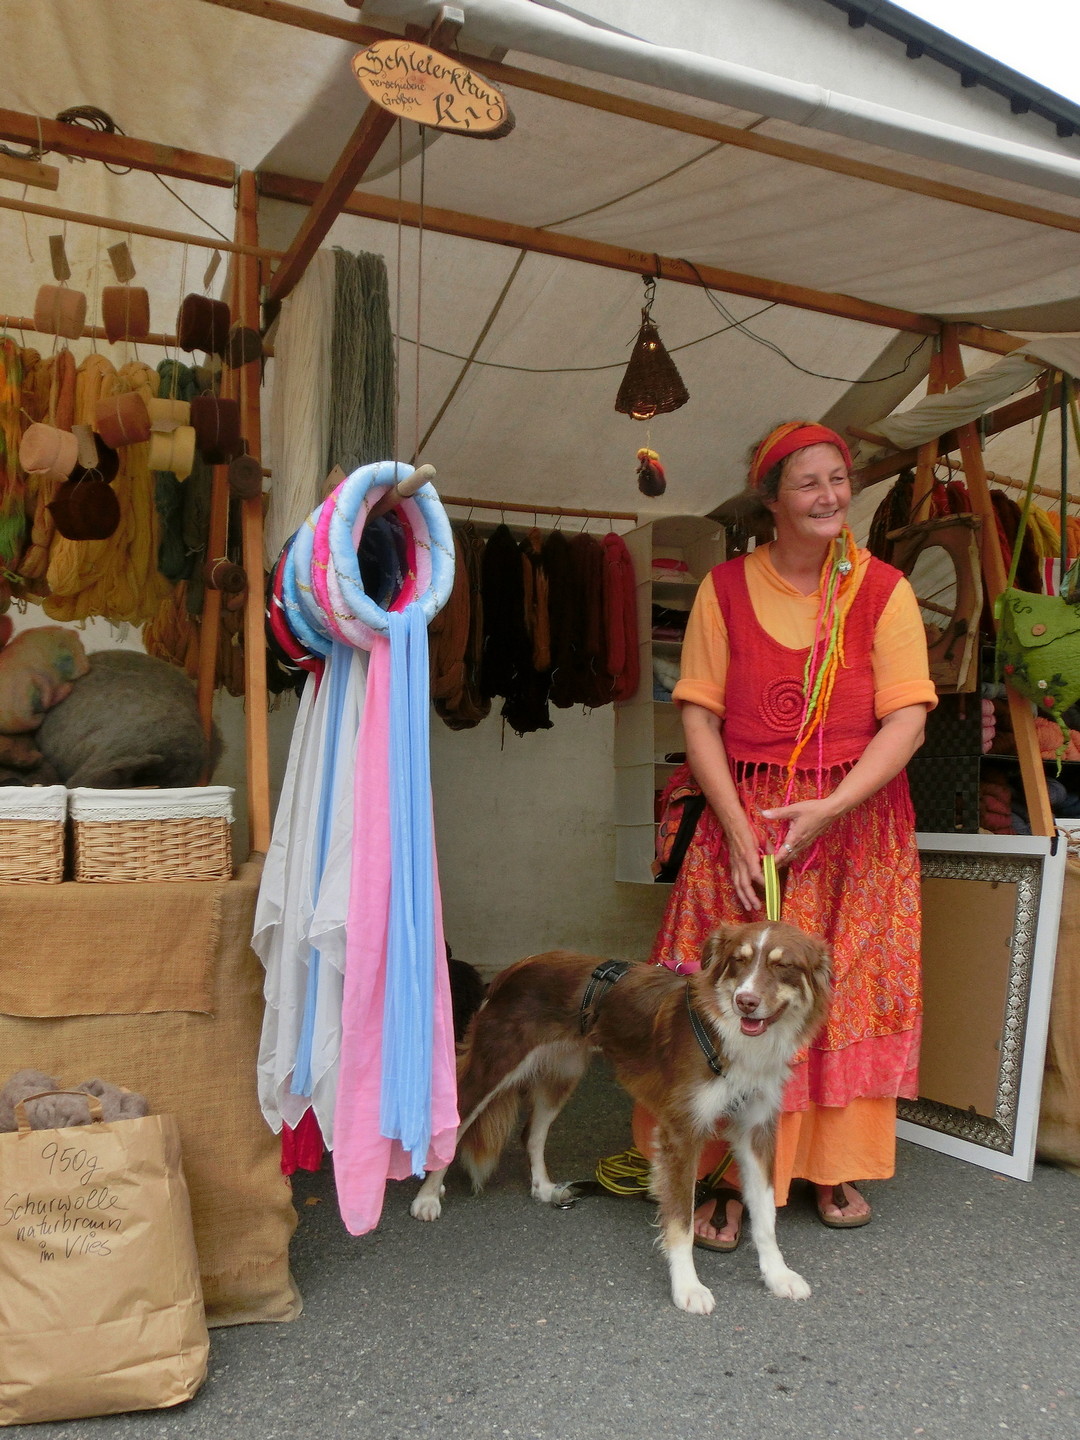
[411, 920, 831, 1315]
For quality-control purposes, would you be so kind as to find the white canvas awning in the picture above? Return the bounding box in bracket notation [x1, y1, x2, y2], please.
[1, 0, 1078, 520]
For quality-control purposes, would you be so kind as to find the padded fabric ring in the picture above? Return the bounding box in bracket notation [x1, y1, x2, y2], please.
[283, 507, 333, 658]
[319, 461, 453, 648]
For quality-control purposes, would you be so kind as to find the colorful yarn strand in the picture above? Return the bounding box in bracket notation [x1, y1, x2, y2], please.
[784, 526, 860, 783]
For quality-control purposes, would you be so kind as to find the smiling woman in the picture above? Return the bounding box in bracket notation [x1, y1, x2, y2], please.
[606, 418, 938, 1242]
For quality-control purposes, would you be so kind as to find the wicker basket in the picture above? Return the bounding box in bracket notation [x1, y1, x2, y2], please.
[0, 786, 67, 884]
[69, 786, 234, 883]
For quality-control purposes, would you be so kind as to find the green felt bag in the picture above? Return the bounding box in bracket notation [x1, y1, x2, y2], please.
[995, 375, 1080, 750]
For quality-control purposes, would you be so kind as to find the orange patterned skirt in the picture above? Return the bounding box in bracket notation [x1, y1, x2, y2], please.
[650, 763, 922, 1111]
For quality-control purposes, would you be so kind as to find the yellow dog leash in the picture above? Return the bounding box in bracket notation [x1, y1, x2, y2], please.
[762, 851, 782, 923]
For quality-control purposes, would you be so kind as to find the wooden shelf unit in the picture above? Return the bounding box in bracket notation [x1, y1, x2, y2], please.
[614, 516, 726, 884]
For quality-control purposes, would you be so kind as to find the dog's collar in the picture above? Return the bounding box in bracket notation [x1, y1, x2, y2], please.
[685, 987, 727, 1076]
[580, 959, 632, 1034]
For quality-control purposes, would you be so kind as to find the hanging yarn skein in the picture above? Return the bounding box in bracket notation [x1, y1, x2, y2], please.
[328, 250, 395, 476]
[264, 250, 336, 569]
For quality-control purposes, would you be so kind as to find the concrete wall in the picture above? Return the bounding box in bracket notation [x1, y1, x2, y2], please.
[429, 703, 670, 977]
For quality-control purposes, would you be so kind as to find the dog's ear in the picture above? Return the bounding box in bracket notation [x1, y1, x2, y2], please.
[802, 933, 833, 1003]
[699, 926, 739, 972]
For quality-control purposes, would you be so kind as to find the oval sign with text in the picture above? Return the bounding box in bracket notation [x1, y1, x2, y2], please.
[351, 40, 512, 135]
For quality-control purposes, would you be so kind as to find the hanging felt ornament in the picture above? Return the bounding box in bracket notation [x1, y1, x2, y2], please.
[615, 276, 687, 495]
[636, 447, 666, 498]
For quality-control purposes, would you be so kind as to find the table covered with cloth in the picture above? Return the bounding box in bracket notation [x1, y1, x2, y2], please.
[0, 857, 299, 1326]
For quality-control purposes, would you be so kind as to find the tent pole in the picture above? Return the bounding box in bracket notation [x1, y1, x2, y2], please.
[236, 170, 272, 854]
[938, 323, 1054, 838]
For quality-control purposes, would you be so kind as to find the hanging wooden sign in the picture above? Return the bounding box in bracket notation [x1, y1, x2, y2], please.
[351, 40, 513, 136]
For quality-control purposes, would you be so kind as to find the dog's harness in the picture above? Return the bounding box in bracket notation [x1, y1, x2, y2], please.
[579, 959, 632, 1034]
[685, 988, 727, 1077]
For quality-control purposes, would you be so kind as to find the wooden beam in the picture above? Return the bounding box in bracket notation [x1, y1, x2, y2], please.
[264, 9, 463, 304]
[259, 172, 940, 336]
[0, 154, 58, 190]
[196, 0, 1080, 239]
[911, 345, 945, 518]
[0, 193, 281, 259]
[264, 102, 396, 304]
[939, 323, 1053, 837]
[236, 170, 272, 855]
[0, 107, 235, 187]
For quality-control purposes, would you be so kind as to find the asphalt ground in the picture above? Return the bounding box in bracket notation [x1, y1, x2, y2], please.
[9, 1062, 1079, 1440]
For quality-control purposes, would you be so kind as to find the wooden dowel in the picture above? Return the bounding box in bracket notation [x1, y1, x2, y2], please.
[0, 193, 284, 259]
[0, 313, 180, 349]
[441, 493, 638, 522]
[940, 455, 1080, 508]
[236, 169, 272, 855]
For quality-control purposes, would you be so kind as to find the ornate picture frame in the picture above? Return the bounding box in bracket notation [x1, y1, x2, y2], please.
[897, 833, 1066, 1179]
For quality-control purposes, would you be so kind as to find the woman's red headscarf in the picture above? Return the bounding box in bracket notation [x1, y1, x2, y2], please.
[748, 422, 852, 490]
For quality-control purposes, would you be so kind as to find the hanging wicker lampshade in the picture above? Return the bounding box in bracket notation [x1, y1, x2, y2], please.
[615, 311, 689, 421]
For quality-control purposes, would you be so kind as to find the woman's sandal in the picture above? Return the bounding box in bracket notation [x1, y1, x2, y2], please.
[816, 1182, 872, 1229]
[692, 1186, 744, 1252]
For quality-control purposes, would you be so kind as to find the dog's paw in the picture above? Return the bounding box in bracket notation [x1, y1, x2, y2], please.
[764, 1266, 811, 1301]
[672, 1280, 716, 1316]
[410, 1186, 445, 1222]
[532, 1179, 575, 1206]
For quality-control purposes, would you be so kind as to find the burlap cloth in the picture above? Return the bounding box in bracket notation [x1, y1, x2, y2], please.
[1038, 856, 1080, 1173]
[0, 857, 300, 1325]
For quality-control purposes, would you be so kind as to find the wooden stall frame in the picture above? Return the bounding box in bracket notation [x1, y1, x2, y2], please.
[1, 7, 1075, 854]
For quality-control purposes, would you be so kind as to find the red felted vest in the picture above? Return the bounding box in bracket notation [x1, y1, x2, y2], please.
[711, 553, 901, 769]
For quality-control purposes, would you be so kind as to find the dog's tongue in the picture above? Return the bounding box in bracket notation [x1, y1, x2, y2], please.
[740, 1017, 768, 1037]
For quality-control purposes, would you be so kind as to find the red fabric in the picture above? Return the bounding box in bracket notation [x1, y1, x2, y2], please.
[749, 422, 852, 487]
[601, 531, 639, 702]
[280, 1107, 326, 1176]
[710, 554, 900, 770]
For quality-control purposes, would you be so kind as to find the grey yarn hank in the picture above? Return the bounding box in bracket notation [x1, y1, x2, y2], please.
[328, 249, 396, 474]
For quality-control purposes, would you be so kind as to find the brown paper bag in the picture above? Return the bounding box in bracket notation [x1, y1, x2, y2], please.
[0, 1093, 209, 1425]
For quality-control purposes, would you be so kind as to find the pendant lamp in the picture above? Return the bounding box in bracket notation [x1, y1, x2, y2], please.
[614, 277, 688, 496]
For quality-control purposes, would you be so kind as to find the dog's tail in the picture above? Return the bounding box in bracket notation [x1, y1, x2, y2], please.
[457, 1087, 520, 1192]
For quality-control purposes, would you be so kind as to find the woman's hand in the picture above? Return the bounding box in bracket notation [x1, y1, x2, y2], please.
[761, 796, 842, 868]
[726, 826, 766, 911]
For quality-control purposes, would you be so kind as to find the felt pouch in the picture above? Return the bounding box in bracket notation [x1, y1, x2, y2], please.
[33, 284, 87, 340]
[148, 425, 197, 481]
[95, 391, 151, 448]
[101, 285, 151, 343]
[18, 423, 78, 481]
[177, 294, 230, 356]
[190, 394, 241, 464]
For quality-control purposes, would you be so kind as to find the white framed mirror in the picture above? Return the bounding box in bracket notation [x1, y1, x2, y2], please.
[897, 832, 1066, 1179]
